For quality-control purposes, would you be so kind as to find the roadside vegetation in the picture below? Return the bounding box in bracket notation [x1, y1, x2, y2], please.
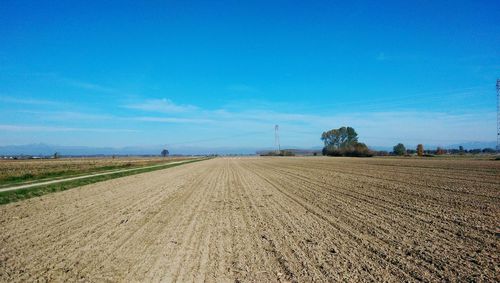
[0, 158, 205, 205]
[0, 157, 188, 188]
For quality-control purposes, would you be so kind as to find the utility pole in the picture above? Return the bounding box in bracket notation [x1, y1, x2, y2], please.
[275, 125, 281, 153]
[497, 79, 500, 152]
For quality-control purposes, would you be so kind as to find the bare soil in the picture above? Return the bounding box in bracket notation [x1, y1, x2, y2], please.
[1, 157, 499, 282]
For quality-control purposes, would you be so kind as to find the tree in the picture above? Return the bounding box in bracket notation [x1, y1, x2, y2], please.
[416, 144, 424, 156]
[321, 126, 372, 157]
[161, 149, 169, 157]
[393, 143, 406, 156]
[321, 126, 358, 149]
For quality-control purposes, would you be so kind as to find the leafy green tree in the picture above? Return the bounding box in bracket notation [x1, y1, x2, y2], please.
[321, 126, 358, 149]
[321, 127, 372, 157]
[393, 143, 406, 156]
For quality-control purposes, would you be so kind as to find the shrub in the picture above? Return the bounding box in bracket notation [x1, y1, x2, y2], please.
[322, 142, 373, 157]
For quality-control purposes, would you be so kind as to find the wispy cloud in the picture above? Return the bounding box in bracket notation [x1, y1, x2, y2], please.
[63, 79, 117, 93]
[121, 97, 494, 145]
[28, 73, 119, 93]
[374, 52, 428, 62]
[132, 116, 212, 124]
[0, 96, 63, 106]
[0, 124, 137, 133]
[124, 98, 197, 113]
[226, 84, 259, 93]
[20, 110, 114, 121]
[3, 95, 493, 147]
[376, 52, 387, 61]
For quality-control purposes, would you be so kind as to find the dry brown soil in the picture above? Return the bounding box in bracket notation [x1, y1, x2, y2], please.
[1, 157, 499, 282]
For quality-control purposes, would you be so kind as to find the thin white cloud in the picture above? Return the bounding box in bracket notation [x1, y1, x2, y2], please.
[0, 96, 62, 106]
[66, 80, 116, 93]
[52, 75, 118, 93]
[226, 84, 259, 93]
[122, 99, 494, 144]
[376, 52, 387, 61]
[27, 73, 118, 93]
[186, 108, 496, 146]
[20, 110, 114, 121]
[133, 116, 212, 124]
[0, 124, 137, 133]
[125, 99, 197, 113]
[3, 94, 493, 147]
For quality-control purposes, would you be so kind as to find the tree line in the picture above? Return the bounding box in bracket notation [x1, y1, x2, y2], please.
[320, 126, 496, 158]
[390, 143, 496, 156]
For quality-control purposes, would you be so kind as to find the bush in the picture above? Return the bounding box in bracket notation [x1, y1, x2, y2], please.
[260, 150, 295, 156]
[322, 142, 373, 157]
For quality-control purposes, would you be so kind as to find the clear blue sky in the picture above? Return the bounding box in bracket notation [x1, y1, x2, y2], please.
[1, 0, 499, 150]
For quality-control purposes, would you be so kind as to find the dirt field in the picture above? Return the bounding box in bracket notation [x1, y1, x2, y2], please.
[1, 157, 499, 282]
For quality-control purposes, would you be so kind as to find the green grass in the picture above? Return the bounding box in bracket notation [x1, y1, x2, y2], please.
[0, 162, 155, 188]
[0, 158, 206, 205]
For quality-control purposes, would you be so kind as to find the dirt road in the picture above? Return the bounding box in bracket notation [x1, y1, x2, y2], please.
[1, 157, 498, 282]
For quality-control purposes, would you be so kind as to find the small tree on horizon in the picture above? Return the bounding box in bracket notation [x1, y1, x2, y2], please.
[393, 143, 406, 156]
[161, 149, 169, 157]
[417, 144, 424, 156]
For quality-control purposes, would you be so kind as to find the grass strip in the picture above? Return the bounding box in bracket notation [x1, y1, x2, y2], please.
[0, 161, 176, 188]
[0, 158, 206, 205]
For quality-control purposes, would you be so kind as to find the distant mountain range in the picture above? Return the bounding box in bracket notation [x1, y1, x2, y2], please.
[0, 141, 496, 156]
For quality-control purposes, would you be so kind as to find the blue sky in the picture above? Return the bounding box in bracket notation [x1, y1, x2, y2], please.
[1, 0, 499, 150]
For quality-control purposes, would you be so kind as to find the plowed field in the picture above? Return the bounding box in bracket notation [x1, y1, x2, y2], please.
[1, 157, 498, 282]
